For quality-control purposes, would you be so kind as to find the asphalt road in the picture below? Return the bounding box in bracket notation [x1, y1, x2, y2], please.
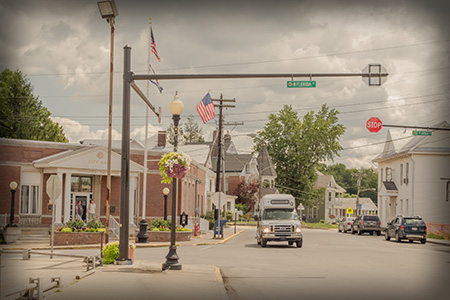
[52, 227, 450, 300]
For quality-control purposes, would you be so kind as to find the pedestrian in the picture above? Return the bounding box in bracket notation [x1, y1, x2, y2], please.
[87, 199, 96, 222]
[75, 200, 83, 221]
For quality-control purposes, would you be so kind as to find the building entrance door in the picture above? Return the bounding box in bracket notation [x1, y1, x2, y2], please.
[71, 193, 91, 221]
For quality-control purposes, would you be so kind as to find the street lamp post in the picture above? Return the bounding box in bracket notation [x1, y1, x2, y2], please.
[162, 93, 183, 271]
[7, 181, 18, 227]
[163, 187, 170, 221]
[97, 0, 118, 245]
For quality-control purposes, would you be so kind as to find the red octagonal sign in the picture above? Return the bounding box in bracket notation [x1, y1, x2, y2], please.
[367, 117, 382, 133]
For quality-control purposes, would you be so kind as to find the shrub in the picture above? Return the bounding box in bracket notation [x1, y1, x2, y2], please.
[61, 227, 72, 233]
[319, 219, 325, 224]
[149, 219, 172, 230]
[102, 242, 119, 264]
[86, 217, 104, 229]
[65, 219, 85, 229]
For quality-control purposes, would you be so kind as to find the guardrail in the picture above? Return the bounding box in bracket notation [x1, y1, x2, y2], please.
[109, 216, 120, 239]
[2, 277, 60, 300]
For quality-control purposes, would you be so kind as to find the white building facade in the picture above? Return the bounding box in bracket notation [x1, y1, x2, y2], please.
[373, 123, 450, 234]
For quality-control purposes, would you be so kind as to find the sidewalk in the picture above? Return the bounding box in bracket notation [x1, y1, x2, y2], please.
[0, 226, 245, 300]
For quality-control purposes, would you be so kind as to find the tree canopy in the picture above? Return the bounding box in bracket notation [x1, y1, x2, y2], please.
[318, 163, 378, 203]
[0, 68, 68, 142]
[167, 115, 204, 145]
[254, 104, 345, 207]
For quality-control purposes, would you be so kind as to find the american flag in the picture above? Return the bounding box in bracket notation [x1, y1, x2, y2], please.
[197, 93, 215, 123]
[150, 27, 161, 62]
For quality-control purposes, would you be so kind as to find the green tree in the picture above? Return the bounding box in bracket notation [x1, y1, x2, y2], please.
[167, 116, 205, 146]
[232, 179, 258, 211]
[0, 68, 68, 142]
[255, 104, 345, 207]
[182, 116, 205, 143]
[318, 163, 378, 203]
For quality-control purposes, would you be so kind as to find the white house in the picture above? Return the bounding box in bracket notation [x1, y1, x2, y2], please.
[372, 122, 450, 234]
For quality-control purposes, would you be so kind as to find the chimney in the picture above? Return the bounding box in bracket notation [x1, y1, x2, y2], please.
[157, 131, 167, 147]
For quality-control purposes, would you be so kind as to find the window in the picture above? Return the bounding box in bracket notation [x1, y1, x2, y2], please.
[400, 164, 403, 185]
[20, 185, 39, 214]
[386, 168, 392, 182]
[380, 168, 383, 182]
[227, 201, 231, 211]
[446, 182, 450, 201]
[71, 176, 92, 192]
[312, 207, 318, 219]
[405, 163, 409, 184]
[329, 192, 332, 202]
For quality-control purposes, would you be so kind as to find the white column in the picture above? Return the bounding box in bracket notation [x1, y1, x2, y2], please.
[64, 173, 72, 223]
[55, 172, 63, 225]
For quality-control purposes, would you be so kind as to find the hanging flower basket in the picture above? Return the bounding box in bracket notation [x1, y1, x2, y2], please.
[159, 152, 191, 183]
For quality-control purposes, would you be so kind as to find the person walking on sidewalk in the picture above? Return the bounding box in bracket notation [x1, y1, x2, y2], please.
[75, 200, 84, 221]
[87, 199, 96, 222]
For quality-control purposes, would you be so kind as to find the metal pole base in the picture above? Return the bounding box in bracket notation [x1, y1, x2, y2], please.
[136, 219, 149, 243]
[115, 258, 133, 265]
[162, 245, 182, 271]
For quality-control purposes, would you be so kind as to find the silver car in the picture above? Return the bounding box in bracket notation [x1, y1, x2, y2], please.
[338, 217, 355, 233]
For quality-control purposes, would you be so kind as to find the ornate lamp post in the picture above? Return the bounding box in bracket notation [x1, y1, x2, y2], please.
[7, 181, 18, 227]
[163, 187, 170, 221]
[162, 93, 183, 271]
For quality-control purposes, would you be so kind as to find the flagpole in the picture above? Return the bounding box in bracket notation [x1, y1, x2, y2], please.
[142, 18, 151, 221]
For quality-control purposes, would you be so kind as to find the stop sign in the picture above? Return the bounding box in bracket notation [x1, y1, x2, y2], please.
[367, 117, 382, 133]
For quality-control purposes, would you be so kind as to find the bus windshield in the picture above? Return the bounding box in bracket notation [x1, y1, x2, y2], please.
[263, 209, 299, 220]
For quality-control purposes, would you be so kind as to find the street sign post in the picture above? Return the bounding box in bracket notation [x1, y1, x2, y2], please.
[412, 130, 432, 136]
[367, 117, 382, 133]
[287, 81, 316, 88]
[46, 175, 62, 259]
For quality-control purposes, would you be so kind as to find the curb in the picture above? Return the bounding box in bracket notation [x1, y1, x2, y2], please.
[193, 230, 244, 246]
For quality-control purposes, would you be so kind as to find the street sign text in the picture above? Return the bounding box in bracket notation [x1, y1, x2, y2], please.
[287, 81, 316, 88]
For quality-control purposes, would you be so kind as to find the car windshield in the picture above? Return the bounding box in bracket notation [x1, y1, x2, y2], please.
[263, 209, 298, 220]
[363, 216, 379, 221]
[404, 218, 425, 225]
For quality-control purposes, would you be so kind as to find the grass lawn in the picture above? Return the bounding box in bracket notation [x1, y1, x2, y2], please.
[302, 222, 338, 229]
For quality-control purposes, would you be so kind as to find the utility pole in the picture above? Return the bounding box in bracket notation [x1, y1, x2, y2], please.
[356, 172, 362, 217]
[212, 94, 235, 237]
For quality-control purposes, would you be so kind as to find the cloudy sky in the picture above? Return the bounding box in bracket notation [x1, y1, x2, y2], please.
[1, 0, 449, 168]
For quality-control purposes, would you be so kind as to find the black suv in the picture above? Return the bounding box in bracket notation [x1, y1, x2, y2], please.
[385, 215, 427, 244]
[351, 215, 381, 236]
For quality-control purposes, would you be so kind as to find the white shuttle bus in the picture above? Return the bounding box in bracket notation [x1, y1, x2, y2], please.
[254, 194, 303, 248]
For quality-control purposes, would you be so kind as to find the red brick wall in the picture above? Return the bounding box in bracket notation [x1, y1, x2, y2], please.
[0, 165, 21, 223]
[53, 231, 106, 246]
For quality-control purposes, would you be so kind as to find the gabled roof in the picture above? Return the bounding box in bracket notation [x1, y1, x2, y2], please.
[373, 121, 450, 162]
[211, 153, 253, 173]
[335, 197, 378, 210]
[315, 171, 346, 193]
[33, 145, 144, 173]
[258, 145, 276, 177]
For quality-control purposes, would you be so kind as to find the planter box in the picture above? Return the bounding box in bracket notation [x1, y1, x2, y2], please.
[53, 231, 106, 246]
[147, 231, 191, 242]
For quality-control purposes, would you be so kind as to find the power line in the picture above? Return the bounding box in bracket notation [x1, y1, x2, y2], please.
[24, 39, 450, 77]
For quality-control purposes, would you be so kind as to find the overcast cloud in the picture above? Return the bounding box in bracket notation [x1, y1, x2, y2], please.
[1, 0, 449, 168]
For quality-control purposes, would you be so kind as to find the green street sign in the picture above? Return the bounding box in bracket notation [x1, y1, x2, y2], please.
[287, 81, 316, 88]
[412, 130, 432, 136]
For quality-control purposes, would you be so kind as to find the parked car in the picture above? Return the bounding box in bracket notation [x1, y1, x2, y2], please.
[351, 215, 381, 236]
[385, 215, 427, 244]
[338, 217, 356, 233]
